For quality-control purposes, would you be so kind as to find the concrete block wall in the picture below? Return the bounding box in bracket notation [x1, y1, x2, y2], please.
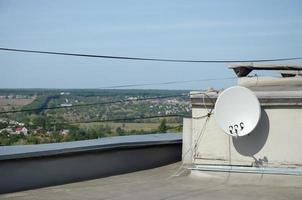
[186, 92, 302, 168]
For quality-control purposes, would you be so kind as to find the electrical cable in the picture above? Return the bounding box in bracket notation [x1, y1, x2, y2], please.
[51, 113, 190, 125]
[71, 113, 189, 124]
[0, 93, 190, 114]
[168, 113, 211, 179]
[168, 90, 214, 178]
[1, 47, 302, 63]
[0, 91, 213, 114]
[99, 77, 236, 89]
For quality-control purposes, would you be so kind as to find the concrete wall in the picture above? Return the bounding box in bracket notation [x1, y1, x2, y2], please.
[0, 134, 182, 194]
[189, 99, 302, 168]
[182, 118, 192, 164]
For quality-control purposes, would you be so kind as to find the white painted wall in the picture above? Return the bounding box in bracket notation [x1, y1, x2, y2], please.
[190, 106, 302, 167]
[182, 118, 192, 164]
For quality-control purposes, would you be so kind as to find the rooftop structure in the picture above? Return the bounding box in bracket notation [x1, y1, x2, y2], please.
[0, 133, 182, 194]
[186, 64, 302, 174]
[228, 63, 302, 91]
[2, 64, 302, 199]
[229, 63, 302, 77]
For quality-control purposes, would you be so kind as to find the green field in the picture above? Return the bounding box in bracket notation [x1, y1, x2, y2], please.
[0, 89, 187, 145]
[78, 122, 180, 132]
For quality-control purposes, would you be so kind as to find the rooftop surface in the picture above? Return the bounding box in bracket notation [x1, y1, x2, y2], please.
[1, 163, 301, 200]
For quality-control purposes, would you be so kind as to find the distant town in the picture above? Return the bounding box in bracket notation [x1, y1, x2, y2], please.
[0, 89, 190, 145]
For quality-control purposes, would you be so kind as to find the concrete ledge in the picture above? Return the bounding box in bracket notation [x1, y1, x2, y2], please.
[191, 90, 302, 107]
[0, 133, 182, 194]
[190, 164, 302, 176]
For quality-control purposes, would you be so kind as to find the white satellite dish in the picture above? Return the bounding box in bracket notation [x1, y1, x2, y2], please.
[214, 86, 261, 137]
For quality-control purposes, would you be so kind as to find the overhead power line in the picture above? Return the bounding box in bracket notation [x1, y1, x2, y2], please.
[0, 93, 192, 114]
[69, 114, 190, 124]
[53, 113, 209, 125]
[0, 91, 214, 115]
[99, 77, 236, 89]
[1, 47, 302, 63]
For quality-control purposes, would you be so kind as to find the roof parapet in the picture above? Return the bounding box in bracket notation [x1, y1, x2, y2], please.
[228, 63, 302, 77]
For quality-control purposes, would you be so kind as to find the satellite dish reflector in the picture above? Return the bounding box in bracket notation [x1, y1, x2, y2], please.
[214, 86, 261, 137]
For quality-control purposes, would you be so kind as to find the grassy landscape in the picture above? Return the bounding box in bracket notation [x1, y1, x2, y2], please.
[0, 98, 35, 111]
[78, 122, 180, 133]
[0, 89, 190, 145]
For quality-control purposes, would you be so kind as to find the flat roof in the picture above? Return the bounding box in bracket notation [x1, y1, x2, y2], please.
[1, 163, 301, 200]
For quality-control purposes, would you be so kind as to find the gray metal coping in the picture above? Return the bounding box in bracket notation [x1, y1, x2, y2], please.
[190, 90, 302, 107]
[0, 133, 182, 161]
[228, 63, 302, 77]
[229, 63, 302, 70]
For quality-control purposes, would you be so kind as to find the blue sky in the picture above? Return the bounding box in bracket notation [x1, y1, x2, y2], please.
[0, 0, 301, 89]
